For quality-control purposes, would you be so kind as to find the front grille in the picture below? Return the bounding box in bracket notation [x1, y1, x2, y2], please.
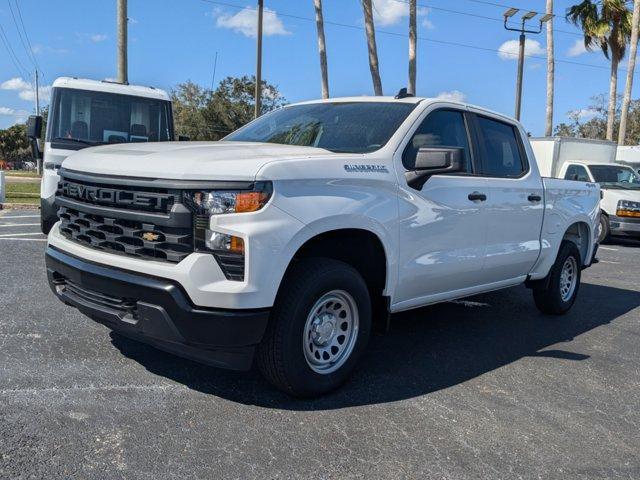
[58, 206, 193, 263]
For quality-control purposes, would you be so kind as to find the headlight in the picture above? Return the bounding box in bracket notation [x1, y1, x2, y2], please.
[617, 200, 640, 217]
[184, 182, 272, 281]
[187, 181, 272, 215]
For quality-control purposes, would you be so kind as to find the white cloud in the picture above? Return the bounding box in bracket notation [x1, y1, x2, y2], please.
[498, 39, 544, 60]
[90, 33, 108, 42]
[371, 0, 432, 27]
[567, 39, 588, 57]
[436, 90, 466, 102]
[1, 77, 31, 91]
[31, 43, 69, 55]
[570, 108, 598, 120]
[0, 106, 29, 116]
[19, 85, 51, 102]
[1, 77, 51, 103]
[215, 7, 290, 38]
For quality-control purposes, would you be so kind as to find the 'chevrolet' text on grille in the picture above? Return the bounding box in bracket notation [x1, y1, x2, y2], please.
[60, 181, 171, 211]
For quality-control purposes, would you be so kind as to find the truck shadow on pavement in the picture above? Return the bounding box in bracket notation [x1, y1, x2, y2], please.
[110, 282, 640, 409]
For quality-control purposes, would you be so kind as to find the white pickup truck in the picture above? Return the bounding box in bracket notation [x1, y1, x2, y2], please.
[45, 96, 600, 397]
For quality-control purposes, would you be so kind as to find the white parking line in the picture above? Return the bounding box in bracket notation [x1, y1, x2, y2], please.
[599, 246, 618, 251]
[0, 215, 40, 219]
[0, 238, 47, 242]
[0, 223, 40, 227]
[0, 232, 45, 237]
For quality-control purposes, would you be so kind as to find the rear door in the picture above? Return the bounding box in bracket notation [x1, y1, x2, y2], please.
[471, 113, 544, 283]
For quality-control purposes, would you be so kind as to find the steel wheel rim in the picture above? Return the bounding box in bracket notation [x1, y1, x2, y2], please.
[559, 256, 578, 302]
[303, 290, 359, 374]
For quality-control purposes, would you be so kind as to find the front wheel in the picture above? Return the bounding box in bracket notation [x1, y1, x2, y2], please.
[533, 241, 582, 315]
[597, 213, 610, 244]
[256, 258, 372, 398]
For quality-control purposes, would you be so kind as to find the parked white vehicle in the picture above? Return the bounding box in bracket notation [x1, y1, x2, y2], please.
[45, 96, 600, 397]
[26, 77, 176, 234]
[617, 145, 640, 175]
[532, 137, 640, 242]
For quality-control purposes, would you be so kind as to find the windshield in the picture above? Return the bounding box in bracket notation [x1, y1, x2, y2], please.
[589, 165, 640, 188]
[224, 102, 417, 153]
[47, 87, 173, 149]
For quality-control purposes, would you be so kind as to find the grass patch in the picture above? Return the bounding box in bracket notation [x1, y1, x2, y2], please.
[4, 182, 40, 204]
[4, 171, 41, 178]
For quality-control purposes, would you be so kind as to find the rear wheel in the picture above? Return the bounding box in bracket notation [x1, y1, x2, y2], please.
[533, 241, 582, 315]
[256, 258, 371, 397]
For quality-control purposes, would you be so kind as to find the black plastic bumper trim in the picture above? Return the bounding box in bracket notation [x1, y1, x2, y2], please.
[45, 246, 270, 371]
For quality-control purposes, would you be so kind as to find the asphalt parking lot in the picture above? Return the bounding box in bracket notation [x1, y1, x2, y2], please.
[1, 208, 639, 479]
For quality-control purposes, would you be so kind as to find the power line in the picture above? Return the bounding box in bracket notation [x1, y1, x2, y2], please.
[11, 0, 44, 79]
[0, 20, 31, 79]
[198, 0, 619, 72]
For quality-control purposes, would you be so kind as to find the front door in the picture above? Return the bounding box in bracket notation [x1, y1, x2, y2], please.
[394, 108, 489, 310]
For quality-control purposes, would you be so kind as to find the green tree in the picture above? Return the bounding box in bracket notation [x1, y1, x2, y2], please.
[567, 0, 633, 140]
[0, 123, 30, 162]
[171, 76, 285, 141]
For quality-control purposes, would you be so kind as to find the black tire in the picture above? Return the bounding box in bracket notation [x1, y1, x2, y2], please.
[256, 258, 372, 398]
[597, 213, 610, 244]
[41, 216, 55, 234]
[533, 241, 582, 315]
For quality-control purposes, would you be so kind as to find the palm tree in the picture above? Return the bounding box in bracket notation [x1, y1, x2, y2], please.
[618, 0, 640, 144]
[567, 0, 632, 141]
[313, 0, 330, 99]
[361, 0, 383, 95]
[545, 0, 555, 136]
[408, 0, 417, 95]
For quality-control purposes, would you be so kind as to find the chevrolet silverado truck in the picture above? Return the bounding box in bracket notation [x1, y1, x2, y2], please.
[45, 96, 600, 397]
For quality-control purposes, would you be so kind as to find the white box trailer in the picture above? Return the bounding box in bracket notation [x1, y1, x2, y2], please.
[530, 137, 617, 177]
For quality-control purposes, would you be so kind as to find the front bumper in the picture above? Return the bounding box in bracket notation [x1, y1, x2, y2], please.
[46, 246, 270, 371]
[609, 215, 640, 237]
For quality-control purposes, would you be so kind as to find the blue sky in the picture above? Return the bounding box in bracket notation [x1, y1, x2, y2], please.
[0, 0, 629, 134]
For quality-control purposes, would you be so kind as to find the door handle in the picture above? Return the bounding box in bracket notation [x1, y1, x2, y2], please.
[468, 192, 487, 202]
[528, 194, 542, 202]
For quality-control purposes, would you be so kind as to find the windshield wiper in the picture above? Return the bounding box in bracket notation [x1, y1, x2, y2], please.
[53, 137, 102, 146]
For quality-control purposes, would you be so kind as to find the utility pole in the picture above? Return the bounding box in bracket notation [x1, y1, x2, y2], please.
[34, 70, 40, 115]
[117, 0, 128, 84]
[254, 0, 264, 119]
[35, 69, 41, 175]
[503, 8, 552, 121]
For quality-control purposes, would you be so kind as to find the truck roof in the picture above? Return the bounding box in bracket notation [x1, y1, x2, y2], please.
[289, 96, 518, 125]
[52, 77, 170, 101]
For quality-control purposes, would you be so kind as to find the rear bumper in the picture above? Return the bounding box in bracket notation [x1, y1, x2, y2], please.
[609, 215, 640, 237]
[45, 246, 270, 371]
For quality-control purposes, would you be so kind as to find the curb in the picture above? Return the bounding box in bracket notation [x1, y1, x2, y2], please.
[0, 203, 41, 210]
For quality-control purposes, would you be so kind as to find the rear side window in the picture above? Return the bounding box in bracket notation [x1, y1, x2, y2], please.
[476, 116, 525, 177]
[402, 109, 472, 172]
[564, 165, 590, 182]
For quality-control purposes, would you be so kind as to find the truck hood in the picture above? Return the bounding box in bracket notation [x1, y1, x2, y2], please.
[602, 187, 640, 203]
[61, 141, 332, 181]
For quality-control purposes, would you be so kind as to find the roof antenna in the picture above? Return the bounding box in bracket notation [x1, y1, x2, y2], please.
[395, 87, 414, 99]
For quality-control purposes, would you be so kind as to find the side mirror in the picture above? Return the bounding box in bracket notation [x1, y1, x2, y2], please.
[26, 115, 43, 140]
[405, 147, 464, 188]
[178, 135, 190, 141]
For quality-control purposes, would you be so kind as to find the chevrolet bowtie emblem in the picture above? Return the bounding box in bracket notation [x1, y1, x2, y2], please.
[142, 232, 160, 242]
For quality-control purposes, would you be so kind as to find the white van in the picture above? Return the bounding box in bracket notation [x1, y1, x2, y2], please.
[27, 77, 176, 233]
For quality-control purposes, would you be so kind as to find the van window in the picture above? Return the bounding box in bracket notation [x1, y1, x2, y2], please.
[476, 116, 525, 177]
[564, 165, 590, 182]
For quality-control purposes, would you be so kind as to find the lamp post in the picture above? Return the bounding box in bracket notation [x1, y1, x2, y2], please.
[503, 8, 553, 120]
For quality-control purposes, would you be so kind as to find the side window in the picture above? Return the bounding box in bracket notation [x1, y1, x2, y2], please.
[402, 110, 472, 172]
[564, 165, 590, 182]
[476, 116, 526, 177]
